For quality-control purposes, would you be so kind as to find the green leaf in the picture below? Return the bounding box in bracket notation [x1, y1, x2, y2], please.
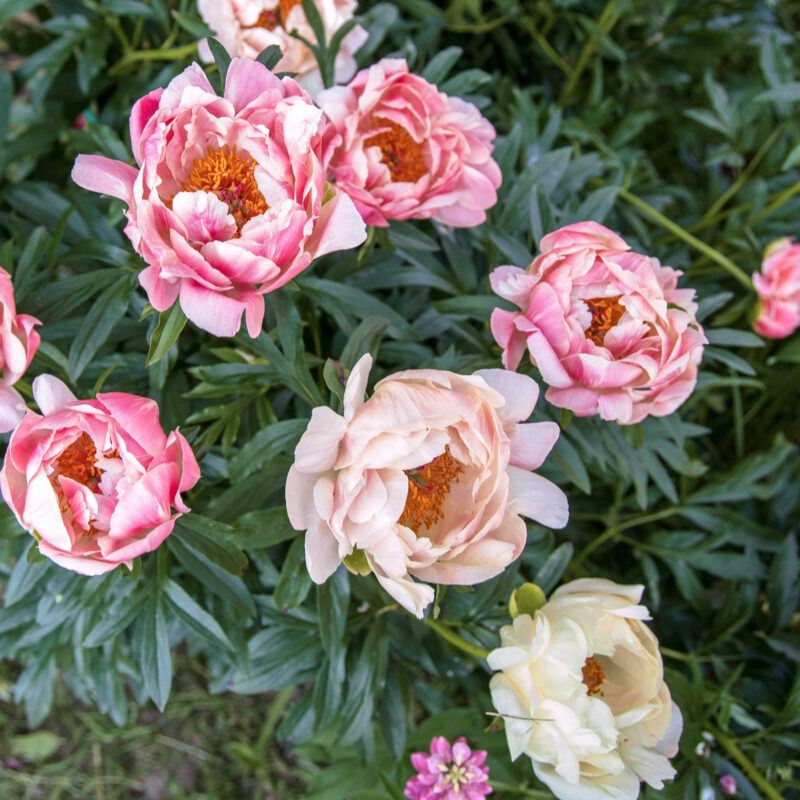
[206, 38, 231, 91]
[256, 44, 284, 70]
[420, 46, 463, 84]
[274, 536, 312, 609]
[10, 731, 61, 762]
[5, 550, 48, 606]
[147, 304, 188, 366]
[767, 535, 799, 631]
[82, 588, 148, 648]
[168, 536, 256, 617]
[163, 578, 234, 653]
[534, 542, 573, 594]
[0, 0, 42, 25]
[67, 276, 134, 381]
[340, 316, 390, 369]
[138, 595, 172, 711]
[173, 516, 248, 576]
[236, 506, 301, 549]
[228, 419, 307, 483]
[317, 567, 349, 658]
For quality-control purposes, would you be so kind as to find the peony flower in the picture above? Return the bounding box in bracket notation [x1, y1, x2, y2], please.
[0, 267, 40, 433]
[488, 578, 682, 800]
[752, 237, 800, 339]
[405, 736, 492, 800]
[72, 58, 366, 339]
[197, 0, 368, 99]
[490, 221, 707, 424]
[285, 354, 568, 618]
[318, 58, 502, 227]
[0, 375, 200, 575]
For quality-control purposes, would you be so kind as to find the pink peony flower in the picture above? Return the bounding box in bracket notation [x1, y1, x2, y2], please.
[285, 355, 568, 618]
[197, 0, 368, 99]
[0, 375, 200, 575]
[752, 237, 800, 339]
[318, 58, 502, 227]
[71, 59, 366, 338]
[405, 737, 492, 800]
[0, 267, 40, 433]
[490, 222, 707, 425]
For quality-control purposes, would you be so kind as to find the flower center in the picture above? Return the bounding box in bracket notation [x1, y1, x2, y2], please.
[364, 120, 427, 183]
[248, 0, 301, 30]
[584, 296, 625, 345]
[53, 433, 102, 491]
[444, 763, 470, 791]
[398, 446, 464, 532]
[582, 656, 605, 696]
[181, 146, 268, 235]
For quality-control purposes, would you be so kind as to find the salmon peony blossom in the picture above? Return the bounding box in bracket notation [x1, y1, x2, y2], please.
[752, 237, 800, 339]
[0, 376, 200, 575]
[405, 736, 492, 800]
[318, 58, 502, 227]
[285, 355, 568, 617]
[72, 58, 366, 338]
[488, 579, 682, 800]
[490, 222, 707, 424]
[0, 268, 40, 433]
[197, 0, 367, 98]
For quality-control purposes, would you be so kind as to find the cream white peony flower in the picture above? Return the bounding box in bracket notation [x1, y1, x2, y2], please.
[488, 578, 682, 800]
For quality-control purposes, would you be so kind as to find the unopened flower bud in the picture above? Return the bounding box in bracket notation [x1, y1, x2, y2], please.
[720, 775, 737, 795]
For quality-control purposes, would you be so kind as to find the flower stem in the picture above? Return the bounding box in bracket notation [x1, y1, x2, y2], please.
[706, 724, 784, 800]
[109, 42, 199, 76]
[424, 617, 490, 660]
[618, 186, 753, 289]
[750, 178, 800, 225]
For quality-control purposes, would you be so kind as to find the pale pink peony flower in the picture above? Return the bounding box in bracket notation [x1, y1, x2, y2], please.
[285, 355, 568, 618]
[0, 375, 200, 575]
[490, 222, 707, 425]
[197, 0, 368, 99]
[318, 58, 502, 227]
[752, 237, 800, 339]
[71, 59, 366, 338]
[405, 736, 492, 800]
[0, 267, 40, 433]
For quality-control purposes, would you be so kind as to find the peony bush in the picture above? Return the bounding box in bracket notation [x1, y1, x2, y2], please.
[0, 2, 798, 799]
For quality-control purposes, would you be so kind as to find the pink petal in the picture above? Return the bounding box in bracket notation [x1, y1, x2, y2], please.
[71, 155, 138, 202]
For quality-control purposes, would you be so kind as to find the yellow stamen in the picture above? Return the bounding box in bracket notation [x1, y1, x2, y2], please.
[364, 119, 427, 183]
[180, 146, 268, 236]
[247, 0, 302, 30]
[584, 295, 625, 345]
[398, 446, 464, 532]
[582, 656, 605, 696]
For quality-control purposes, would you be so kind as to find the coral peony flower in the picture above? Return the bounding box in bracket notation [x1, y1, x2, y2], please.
[488, 578, 682, 800]
[752, 237, 800, 339]
[0, 267, 40, 433]
[285, 354, 568, 617]
[0, 376, 200, 575]
[405, 736, 492, 800]
[490, 222, 707, 424]
[318, 58, 502, 227]
[72, 59, 366, 338]
[198, 0, 367, 98]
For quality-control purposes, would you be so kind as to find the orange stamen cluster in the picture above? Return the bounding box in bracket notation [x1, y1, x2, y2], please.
[582, 656, 605, 696]
[248, 0, 302, 30]
[584, 295, 625, 345]
[398, 446, 464, 532]
[181, 146, 268, 235]
[364, 119, 427, 183]
[54, 433, 102, 491]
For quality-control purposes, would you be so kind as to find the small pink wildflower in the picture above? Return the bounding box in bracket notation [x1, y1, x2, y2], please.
[405, 736, 492, 800]
[720, 774, 737, 795]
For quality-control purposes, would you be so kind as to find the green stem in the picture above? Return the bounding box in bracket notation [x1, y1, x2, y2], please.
[424, 617, 490, 660]
[558, 1, 621, 107]
[109, 41, 198, 76]
[446, 17, 509, 35]
[707, 724, 784, 800]
[521, 17, 574, 77]
[750, 178, 800, 225]
[618, 186, 753, 289]
[489, 781, 552, 799]
[698, 125, 784, 227]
